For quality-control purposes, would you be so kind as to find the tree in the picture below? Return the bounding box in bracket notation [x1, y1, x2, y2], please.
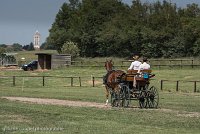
[193, 38, 200, 56]
[61, 41, 80, 58]
[40, 42, 47, 50]
[79, 0, 130, 57]
[47, 2, 78, 53]
[12, 43, 22, 51]
[22, 45, 29, 50]
[42, 43, 56, 50]
[0, 44, 7, 48]
[162, 36, 185, 58]
[184, 3, 200, 17]
[0, 47, 6, 55]
[46, 0, 200, 58]
[28, 42, 35, 51]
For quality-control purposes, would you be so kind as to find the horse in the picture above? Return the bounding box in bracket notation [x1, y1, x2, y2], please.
[103, 60, 125, 106]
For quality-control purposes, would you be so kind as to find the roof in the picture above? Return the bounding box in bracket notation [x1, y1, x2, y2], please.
[4, 53, 18, 56]
[34, 30, 40, 36]
[35, 53, 52, 56]
[35, 53, 71, 56]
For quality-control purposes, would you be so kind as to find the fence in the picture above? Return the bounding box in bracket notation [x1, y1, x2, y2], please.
[71, 61, 106, 67]
[1, 75, 200, 93]
[69, 59, 200, 68]
[160, 80, 200, 92]
[0, 76, 103, 87]
[121, 59, 200, 68]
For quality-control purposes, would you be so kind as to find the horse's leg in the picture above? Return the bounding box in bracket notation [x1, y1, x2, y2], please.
[105, 86, 109, 106]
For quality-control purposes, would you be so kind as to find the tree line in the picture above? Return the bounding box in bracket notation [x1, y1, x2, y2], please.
[0, 43, 35, 54]
[46, 0, 200, 58]
[0, 42, 50, 55]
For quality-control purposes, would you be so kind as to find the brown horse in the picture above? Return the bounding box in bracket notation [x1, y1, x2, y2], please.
[103, 60, 125, 106]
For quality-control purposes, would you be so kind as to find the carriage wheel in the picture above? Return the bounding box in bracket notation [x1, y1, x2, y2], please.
[138, 90, 148, 108]
[111, 91, 120, 107]
[120, 84, 130, 107]
[111, 92, 116, 107]
[147, 86, 159, 108]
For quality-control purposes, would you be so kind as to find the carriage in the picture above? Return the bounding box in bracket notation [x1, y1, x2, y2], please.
[104, 60, 159, 108]
[112, 70, 158, 108]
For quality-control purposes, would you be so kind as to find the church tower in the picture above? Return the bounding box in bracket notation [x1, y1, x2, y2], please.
[33, 30, 40, 49]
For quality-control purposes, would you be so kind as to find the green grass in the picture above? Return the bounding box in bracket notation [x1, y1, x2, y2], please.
[1, 67, 200, 92]
[0, 90, 200, 134]
[1, 66, 200, 133]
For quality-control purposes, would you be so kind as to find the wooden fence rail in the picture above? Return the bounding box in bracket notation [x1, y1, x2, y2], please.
[1, 76, 199, 92]
[69, 59, 200, 68]
[160, 80, 200, 92]
[121, 59, 200, 68]
[0, 76, 103, 87]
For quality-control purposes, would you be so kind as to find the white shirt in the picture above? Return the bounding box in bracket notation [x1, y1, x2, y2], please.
[128, 61, 141, 70]
[138, 62, 150, 71]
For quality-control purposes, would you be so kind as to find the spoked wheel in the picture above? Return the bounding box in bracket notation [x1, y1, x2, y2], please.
[110, 91, 120, 107]
[147, 86, 159, 108]
[120, 84, 130, 107]
[138, 90, 148, 108]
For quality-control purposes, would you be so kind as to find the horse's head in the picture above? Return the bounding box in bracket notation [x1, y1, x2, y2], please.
[105, 60, 113, 72]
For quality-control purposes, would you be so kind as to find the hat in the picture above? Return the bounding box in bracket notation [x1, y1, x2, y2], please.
[143, 57, 148, 62]
[132, 52, 140, 57]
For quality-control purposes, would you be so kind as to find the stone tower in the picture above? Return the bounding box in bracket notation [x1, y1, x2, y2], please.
[33, 30, 40, 49]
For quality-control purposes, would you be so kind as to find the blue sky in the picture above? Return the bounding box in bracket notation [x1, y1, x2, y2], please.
[0, 0, 200, 45]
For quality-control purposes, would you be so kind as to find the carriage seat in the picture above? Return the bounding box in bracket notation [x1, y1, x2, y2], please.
[127, 69, 152, 74]
[126, 69, 153, 82]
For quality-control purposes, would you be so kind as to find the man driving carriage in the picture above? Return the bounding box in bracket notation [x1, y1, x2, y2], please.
[128, 53, 141, 70]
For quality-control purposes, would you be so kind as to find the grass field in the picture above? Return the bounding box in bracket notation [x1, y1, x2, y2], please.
[0, 92, 200, 134]
[1, 66, 200, 92]
[12, 50, 200, 67]
[0, 65, 200, 134]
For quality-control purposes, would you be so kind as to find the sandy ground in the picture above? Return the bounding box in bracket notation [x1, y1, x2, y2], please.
[1, 96, 200, 118]
[0, 66, 21, 70]
[1, 96, 110, 109]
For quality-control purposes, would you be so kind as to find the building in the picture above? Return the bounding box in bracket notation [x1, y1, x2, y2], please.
[35, 53, 72, 69]
[33, 30, 40, 49]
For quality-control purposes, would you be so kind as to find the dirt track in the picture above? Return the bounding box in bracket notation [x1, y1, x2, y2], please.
[1, 96, 110, 109]
[2, 96, 200, 118]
